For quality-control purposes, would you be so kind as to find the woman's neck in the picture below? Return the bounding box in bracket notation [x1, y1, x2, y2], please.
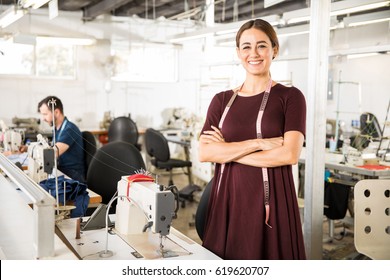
[239, 74, 272, 96]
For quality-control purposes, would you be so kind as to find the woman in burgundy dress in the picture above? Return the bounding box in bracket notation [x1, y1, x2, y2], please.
[198, 19, 306, 260]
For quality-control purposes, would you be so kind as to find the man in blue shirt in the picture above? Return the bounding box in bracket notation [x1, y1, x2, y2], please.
[38, 96, 86, 183]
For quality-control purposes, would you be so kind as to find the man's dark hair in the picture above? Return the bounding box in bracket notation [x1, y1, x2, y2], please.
[38, 96, 64, 114]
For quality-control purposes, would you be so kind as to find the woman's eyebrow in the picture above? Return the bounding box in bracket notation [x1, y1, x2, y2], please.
[240, 40, 269, 47]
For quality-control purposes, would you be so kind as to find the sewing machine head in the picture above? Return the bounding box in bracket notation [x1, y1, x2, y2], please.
[12, 117, 40, 134]
[27, 134, 55, 183]
[1, 129, 24, 153]
[115, 175, 177, 238]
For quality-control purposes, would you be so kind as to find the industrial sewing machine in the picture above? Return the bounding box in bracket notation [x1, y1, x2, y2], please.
[51, 173, 219, 259]
[115, 174, 179, 256]
[0, 120, 24, 152]
[115, 174, 176, 235]
[12, 117, 40, 134]
[27, 134, 55, 183]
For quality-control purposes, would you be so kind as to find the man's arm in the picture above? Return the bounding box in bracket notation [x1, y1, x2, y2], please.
[55, 142, 70, 157]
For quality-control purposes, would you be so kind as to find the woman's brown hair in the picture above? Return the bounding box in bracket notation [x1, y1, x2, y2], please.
[235, 19, 279, 56]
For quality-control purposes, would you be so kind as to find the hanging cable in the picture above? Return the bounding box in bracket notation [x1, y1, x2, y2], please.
[251, 0, 254, 18]
[153, 0, 155, 19]
[222, 0, 225, 22]
[233, 0, 238, 22]
[184, 0, 189, 12]
[145, 0, 148, 19]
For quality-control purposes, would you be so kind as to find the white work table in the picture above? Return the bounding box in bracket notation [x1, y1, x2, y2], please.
[299, 147, 390, 178]
[55, 217, 221, 260]
[0, 173, 77, 260]
[0, 171, 219, 260]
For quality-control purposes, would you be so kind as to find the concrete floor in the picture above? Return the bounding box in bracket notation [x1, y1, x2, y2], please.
[155, 169, 366, 260]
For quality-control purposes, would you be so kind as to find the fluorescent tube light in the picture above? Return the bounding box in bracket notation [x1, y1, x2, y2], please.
[347, 53, 379, 59]
[0, 6, 25, 28]
[170, 31, 214, 43]
[277, 24, 310, 37]
[170, 15, 280, 43]
[36, 36, 96, 45]
[330, 1, 390, 17]
[284, 0, 390, 24]
[344, 10, 390, 27]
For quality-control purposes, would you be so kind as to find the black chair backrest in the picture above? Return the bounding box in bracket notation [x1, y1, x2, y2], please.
[144, 128, 170, 162]
[86, 141, 145, 205]
[108, 116, 139, 146]
[82, 131, 97, 174]
[360, 112, 382, 138]
[195, 178, 213, 241]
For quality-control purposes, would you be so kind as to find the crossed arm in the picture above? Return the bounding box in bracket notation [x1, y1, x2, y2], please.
[198, 125, 304, 168]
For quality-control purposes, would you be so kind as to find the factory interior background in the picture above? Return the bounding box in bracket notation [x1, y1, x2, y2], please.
[0, 0, 390, 273]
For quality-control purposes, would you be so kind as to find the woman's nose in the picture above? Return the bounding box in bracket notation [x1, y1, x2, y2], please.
[250, 48, 259, 56]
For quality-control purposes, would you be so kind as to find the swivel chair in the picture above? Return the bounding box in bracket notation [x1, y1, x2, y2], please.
[195, 178, 213, 241]
[144, 128, 200, 207]
[82, 131, 97, 177]
[354, 179, 390, 260]
[108, 116, 141, 150]
[86, 141, 146, 212]
[351, 112, 382, 150]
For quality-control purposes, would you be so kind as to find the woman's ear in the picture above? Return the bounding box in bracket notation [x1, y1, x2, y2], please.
[272, 47, 278, 60]
[54, 108, 61, 117]
[236, 47, 240, 58]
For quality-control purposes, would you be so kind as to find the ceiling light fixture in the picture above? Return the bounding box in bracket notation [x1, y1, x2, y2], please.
[0, 5, 25, 28]
[344, 10, 390, 27]
[170, 15, 280, 43]
[36, 36, 96, 45]
[284, 0, 390, 25]
[330, 0, 390, 17]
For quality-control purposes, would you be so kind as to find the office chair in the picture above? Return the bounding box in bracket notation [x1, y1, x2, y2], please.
[352, 112, 383, 150]
[195, 178, 213, 241]
[82, 131, 97, 177]
[86, 141, 146, 212]
[108, 116, 141, 150]
[144, 128, 199, 207]
[354, 179, 390, 260]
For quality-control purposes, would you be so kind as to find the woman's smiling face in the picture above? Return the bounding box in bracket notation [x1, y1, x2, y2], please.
[236, 27, 277, 77]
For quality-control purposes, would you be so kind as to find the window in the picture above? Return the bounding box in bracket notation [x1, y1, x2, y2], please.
[36, 43, 75, 78]
[0, 39, 76, 78]
[112, 43, 178, 82]
[0, 41, 34, 75]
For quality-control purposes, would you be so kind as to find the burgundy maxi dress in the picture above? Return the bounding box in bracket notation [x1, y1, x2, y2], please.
[201, 83, 307, 260]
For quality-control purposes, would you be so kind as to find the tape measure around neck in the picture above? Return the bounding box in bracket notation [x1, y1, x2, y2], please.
[217, 79, 273, 228]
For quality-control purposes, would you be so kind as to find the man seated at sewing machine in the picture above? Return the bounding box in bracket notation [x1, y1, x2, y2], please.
[4, 96, 86, 183]
[34, 96, 86, 183]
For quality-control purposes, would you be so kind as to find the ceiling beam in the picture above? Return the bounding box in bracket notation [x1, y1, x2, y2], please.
[83, 0, 135, 20]
[213, 0, 308, 23]
[114, 0, 187, 19]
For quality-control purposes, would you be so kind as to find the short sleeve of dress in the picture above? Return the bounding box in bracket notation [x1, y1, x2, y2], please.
[284, 87, 306, 137]
[200, 90, 233, 136]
